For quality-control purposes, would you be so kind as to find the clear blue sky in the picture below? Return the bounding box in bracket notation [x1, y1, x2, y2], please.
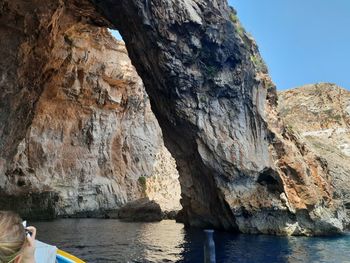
[230, 0, 350, 90]
[110, 30, 122, 40]
[111, 0, 350, 90]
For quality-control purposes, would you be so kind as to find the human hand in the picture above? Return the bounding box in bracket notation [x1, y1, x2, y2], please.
[19, 226, 36, 263]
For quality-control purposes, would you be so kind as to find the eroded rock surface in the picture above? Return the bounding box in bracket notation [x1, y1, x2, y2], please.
[110, 197, 163, 222]
[0, 0, 348, 235]
[279, 83, 350, 224]
[0, 4, 180, 218]
[90, 1, 347, 235]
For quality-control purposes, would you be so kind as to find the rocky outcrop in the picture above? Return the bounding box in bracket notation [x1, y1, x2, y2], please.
[108, 197, 163, 222]
[279, 83, 350, 225]
[0, 0, 348, 235]
[0, 4, 180, 218]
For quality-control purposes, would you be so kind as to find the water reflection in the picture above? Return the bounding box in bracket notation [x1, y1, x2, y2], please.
[135, 221, 185, 262]
[286, 235, 350, 263]
[33, 219, 186, 262]
[32, 219, 350, 263]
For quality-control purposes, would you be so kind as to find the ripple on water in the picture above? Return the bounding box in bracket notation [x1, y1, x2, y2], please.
[32, 219, 350, 263]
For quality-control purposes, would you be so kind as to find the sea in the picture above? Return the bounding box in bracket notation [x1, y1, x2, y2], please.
[31, 219, 350, 263]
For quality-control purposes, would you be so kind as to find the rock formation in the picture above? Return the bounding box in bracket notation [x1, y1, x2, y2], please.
[90, 1, 347, 235]
[110, 197, 163, 222]
[0, 4, 180, 218]
[279, 83, 350, 224]
[0, 0, 348, 235]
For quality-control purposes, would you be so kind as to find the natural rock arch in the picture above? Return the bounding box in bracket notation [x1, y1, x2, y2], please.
[0, 0, 347, 235]
[91, 0, 269, 230]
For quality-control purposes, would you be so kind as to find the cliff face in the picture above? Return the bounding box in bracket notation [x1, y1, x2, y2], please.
[91, 1, 346, 235]
[279, 83, 350, 223]
[0, 0, 347, 235]
[0, 4, 180, 217]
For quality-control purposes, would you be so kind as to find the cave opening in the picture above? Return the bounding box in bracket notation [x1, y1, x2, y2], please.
[257, 168, 284, 195]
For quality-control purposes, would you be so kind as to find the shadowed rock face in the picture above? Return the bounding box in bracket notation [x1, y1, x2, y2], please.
[89, 0, 347, 235]
[90, 0, 272, 232]
[0, 0, 347, 235]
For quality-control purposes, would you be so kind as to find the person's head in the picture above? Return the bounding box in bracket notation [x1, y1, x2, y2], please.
[0, 211, 26, 263]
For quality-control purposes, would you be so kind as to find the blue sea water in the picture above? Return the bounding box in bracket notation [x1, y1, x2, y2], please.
[32, 219, 350, 263]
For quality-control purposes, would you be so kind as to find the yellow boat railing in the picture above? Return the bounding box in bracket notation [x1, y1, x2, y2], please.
[57, 249, 86, 263]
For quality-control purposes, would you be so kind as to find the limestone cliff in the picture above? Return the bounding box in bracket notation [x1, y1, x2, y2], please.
[279, 83, 350, 223]
[0, 7, 180, 218]
[91, 1, 347, 235]
[0, 0, 348, 235]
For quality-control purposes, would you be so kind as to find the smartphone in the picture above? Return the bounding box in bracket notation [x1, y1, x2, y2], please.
[22, 220, 32, 237]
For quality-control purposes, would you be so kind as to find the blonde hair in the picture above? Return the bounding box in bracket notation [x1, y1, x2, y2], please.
[0, 211, 25, 263]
